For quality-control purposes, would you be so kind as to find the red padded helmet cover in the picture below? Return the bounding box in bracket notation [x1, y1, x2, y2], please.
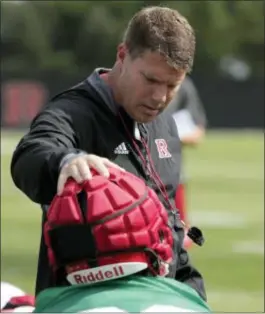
[44, 168, 173, 281]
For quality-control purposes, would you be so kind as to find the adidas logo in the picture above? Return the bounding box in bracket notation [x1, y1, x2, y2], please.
[114, 142, 129, 155]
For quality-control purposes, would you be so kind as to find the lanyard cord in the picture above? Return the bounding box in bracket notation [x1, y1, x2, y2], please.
[131, 134, 205, 246]
[118, 113, 186, 227]
[141, 137, 176, 211]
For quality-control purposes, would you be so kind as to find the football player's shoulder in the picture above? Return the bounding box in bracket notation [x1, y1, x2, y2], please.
[137, 276, 203, 300]
[154, 277, 211, 310]
[34, 286, 70, 312]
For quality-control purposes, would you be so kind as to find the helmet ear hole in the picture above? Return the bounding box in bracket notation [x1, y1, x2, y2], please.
[144, 248, 160, 275]
[158, 230, 165, 243]
[77, 190, 88, 220]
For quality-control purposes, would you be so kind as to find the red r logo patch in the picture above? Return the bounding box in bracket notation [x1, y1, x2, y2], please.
[154, 139, 172, 159]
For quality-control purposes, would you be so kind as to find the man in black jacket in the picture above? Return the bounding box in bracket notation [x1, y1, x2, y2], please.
[11, 6, 206, 300]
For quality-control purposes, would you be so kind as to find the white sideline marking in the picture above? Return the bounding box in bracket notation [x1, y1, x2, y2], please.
[188, 161, 263, 181]
[208, 290, 262, 300]
[190, 210, 248, 228]
[233, 241, 264, 255]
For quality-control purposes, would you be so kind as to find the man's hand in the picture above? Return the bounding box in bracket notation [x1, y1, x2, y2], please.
[57, 154, 125, 195]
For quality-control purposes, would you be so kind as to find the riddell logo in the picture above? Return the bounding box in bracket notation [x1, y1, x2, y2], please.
[72, 266, 123, 284]
[67, 262, 147, 285]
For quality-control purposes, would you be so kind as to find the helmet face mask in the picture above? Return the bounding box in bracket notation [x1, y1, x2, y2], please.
[44, 168, 174, 286]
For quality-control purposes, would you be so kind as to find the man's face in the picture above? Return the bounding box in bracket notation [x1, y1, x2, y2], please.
[116, 44, 186, 123]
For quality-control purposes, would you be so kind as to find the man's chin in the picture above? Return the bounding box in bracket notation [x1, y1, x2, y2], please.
[125, 108, 162, 123]
[133, 112, 161, 123]
[135, 116, 156, 123]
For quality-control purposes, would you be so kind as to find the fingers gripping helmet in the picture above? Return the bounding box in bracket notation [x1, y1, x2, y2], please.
[44, 168, 173, 285]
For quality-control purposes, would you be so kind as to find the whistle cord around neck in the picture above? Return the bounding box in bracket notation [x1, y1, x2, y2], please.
[118, 113, 185, 228]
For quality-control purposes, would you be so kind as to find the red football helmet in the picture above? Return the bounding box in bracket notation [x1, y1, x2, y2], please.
[44, 168, 173, 285]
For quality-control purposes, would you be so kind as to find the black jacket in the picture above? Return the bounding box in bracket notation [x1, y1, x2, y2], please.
[11, 77, 206, 300]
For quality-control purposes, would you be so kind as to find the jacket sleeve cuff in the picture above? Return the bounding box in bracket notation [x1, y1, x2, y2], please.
[59, 151, 87, 170]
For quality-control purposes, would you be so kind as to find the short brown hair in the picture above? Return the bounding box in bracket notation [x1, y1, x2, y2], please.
[123, 6, 196, 73]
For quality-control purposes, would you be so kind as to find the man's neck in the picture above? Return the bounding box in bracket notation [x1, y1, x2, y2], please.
[100, 63, 123, 106]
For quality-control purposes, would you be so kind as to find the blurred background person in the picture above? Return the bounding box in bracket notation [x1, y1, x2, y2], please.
[165, 76, 207, 249]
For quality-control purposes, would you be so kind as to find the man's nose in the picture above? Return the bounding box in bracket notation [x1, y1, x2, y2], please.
[151, 85, 167, 104]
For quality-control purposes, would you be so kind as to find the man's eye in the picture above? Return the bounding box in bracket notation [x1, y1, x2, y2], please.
[146, 77, 157, 83]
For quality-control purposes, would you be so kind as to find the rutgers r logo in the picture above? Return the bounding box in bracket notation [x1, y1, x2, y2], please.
[154, 139, 172, 159]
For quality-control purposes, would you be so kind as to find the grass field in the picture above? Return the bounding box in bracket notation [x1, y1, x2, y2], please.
[1, 130, 264, 312]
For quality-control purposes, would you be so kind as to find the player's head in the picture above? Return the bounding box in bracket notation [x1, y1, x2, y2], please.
[44, 168, 173, 286]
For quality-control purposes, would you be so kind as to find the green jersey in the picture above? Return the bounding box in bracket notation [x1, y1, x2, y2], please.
[34, 276, 211, 313]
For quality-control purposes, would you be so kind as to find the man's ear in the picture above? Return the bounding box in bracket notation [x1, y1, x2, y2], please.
[117, 43, 128, 63]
